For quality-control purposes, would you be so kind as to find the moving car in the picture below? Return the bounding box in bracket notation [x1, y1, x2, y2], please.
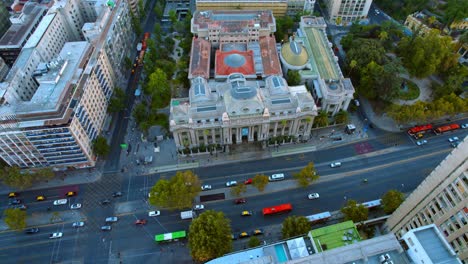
[8, 192, 18, 198]
[234, 198, 246, 204]
[308, 193, 320, 200]
[451, 141, 460, 148]
[461, 124, 468, 129]
[193, 204, 205, 211]
[226, 181, 237, 187]
[112, 192, 123, 198]
[14, 204, 27, 210]
[25, 228, 39, 234]
[252, 229, 263, 236]
[8, 199, 22, 205]
[72, 222, 85, 228]
[101, 226, 112, 231]
[49, 232, 63, 239]
[105, 217, 118, 223]
[101, 199, 111, 205]
[53, 199, 67, 206]
[330, 162, 342, 168]
[36, 195, 46, 201]
[238, 232, 250, 238]
[416, 140, 428, 146]
[241, 211, 252, 216]
[201, 185, 212, 191]
[244, 179, 252, 185]
[448, 137, 459, 142]
[148, 211, 161, 217]
[135, 219, 147, 225]
[269, 173, 285, 182]
[66, 191, 76, 197]
[70, 203, 82, 209]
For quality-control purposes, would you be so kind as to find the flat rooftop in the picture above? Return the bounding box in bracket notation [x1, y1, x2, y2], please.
[23, 13, 55, 49]
[192, 10, 274, 32]
[310, 220, 361, 252]
[413, 227, 461, 264]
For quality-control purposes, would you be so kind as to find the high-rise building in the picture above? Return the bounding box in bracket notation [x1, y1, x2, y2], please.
[385, 138, 468, 261]
[323, 0, 372, 24]
[0, 2, 11, 39]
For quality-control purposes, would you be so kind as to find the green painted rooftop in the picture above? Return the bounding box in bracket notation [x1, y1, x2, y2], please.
[303, 27, 340, 80]
[310, 221, 361, 252]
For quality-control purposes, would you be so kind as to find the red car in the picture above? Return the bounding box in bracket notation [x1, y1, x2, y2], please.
[135, 219, 147, 225]
[234, 198, 246, 204]
[244, 179, 252, 185]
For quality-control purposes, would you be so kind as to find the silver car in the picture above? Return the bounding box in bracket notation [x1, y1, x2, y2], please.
[72, 221, 85, 228]
[105, 217, 118, 223]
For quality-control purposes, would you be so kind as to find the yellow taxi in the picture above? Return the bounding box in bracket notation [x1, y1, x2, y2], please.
[241, 211, 252, 216]
[66, 191, 77, 197]
[8, 192, 18, 198]
[252, 229, 264, 236]
[238, 232, 250, 239]
[36, 195, 46, 201]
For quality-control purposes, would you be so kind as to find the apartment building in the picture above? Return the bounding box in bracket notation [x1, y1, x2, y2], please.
[0, 1, 11, 39]
[323, 0, 372, 23]
[0, 57, 8, 81]
[0, 0, 134, 169]
[385, 138, 468, 261]
[195, 0, 315, 17]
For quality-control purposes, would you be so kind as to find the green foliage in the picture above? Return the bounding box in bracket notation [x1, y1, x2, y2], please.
[374, 0, 430, 20]
[341, 200, 369, 222]
[398, 80, 420, 100]
[381, 189, 405, 214]
[358, 59, 403, 102]
[188, 210, 232, 262]
[286, 70, 302, 86]
[248, 236, 262, 248]
[434, 64, 468, 99]
[124, 56, 133, 70]
[334, 110, 349, 124]
[153, 2, 164, 20]
[92, 136, 110, 157]
[130, 11, 142, 37]
[168, 10, 177, 24]
[313, 111, 329, 128]
[252, 174, 269, 192]
[4, 208, 27, 230]
[0, 166, 55, 189]
[107, 88, 126, 113]
[444, 0, 468, 25]
[137, 0, 146, 20]
[275, 16, 294, 42]
[155, 59, 176, 81]
[149, 170, 201, 210]
[230, 184, 247, 197]
[346, 39, 387, 69]
[281, 216, 310, 239]
[293, 162, 319, 188]
[144, 68, 171, 109]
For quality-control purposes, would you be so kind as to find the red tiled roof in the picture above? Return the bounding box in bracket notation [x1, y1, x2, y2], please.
[13, 4, 24, 12]
[215, 49, 255, 77]
[189, 37, 211, 79]
[259, 36, 283, 76]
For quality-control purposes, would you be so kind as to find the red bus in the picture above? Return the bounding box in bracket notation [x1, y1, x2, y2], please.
[305, 211, 331, 224]
[407, 124, 433, 138]
[434, 124, 460, 134]
[262, 203, 292, 216]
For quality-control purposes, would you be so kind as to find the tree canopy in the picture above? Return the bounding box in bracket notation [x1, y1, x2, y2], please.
[4, 208, 27, 230]
[230, 184, 247, 197]
[107, 88, 126, 113]
[252, 174, 269, 192]
[293, 162, 319, 188]
[340, 200, 369, 222]
[381, 189, 405, 214]
[149, 170, 201, 210]
[286, 70, 302, 86]
[0, 167, 55, 189]
[248, 236, 261, 248]
[144, 68, 171, 109]
[282, 216, 310, 239]
[92, 136, 110, 157]
[313, 111, 329, 128]
[188, 210, 232, 262]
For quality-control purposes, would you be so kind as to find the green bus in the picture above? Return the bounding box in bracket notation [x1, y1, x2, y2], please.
[155, 230, 186, 243]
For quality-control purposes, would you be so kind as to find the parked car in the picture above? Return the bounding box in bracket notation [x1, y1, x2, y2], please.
[193, 205, 205, 211]
[112, 192, 123, 198]
[135, 219, 147, 225]
[49, 232, 63, 239]
[25, 228, 39, 234]
[101, 199, 111, 205]
[101, 226, 112, 231]
[226, 181, 237, 187]
[8, 192, 18, 198]
[148, 211, 161, 217]
[252, 229, 263, 236]
[461, 123, 468, 129]
[70, 203, 81, 210]
[201, 185, 212, 191]
[105, 217, 118, 223]
[330, 162, 342, 168]
[8, 199, 22, 205]
[72, 222, 85, 228]
[448, 137, 459, 142]
[308, 193, 320, 200]
[416, 140, 428, 146]
[451, 141, 460, 148]
[244, 178, 252, 185]
[53, 199, 67, 206]
[66, 191, 76, 197]
[241, 211, 252, 216]
[36, 195, 46, 201]
[234, 198, 246, 204]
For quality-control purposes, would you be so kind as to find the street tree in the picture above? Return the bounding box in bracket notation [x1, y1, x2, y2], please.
[92, 136, 110, 157]
[130, 11, 142, 37]
[149, 170, 201, 210]
[145, 68, 171, 109]
[444, 0, 468, 26]
[346, 39, 386, 69]
[107, 88, 126, 113]
[248, 237, 262, 248]
[188, 210, 232, 262]
[381, 189, 405, 214]
[34, 168, 55, 182]
[313, 111, 329, 128]
[287, 70, 302, 86]
[230, 184, 247, 197]
[0, 166, 33, 189]
[293, 162, 319, 188]
[334, 110, 349, 124]
[137, 0, 146, 20]
[282, 216, 310, 239]
[4, 208, 27, 230]
[168, 10, 178, 24]
[252, 174, 269, 192]
[153, 2, 164, 20]
[341, 200, 368, 222]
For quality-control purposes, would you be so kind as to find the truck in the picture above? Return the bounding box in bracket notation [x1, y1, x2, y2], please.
[180, 210, 194, 220]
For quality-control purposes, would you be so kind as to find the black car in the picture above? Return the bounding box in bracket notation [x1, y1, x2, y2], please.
[112, 192, 123, 198]
[25, 228, 39, 234]
[8, 199, 22, 205]
[101, 199, 111, 205]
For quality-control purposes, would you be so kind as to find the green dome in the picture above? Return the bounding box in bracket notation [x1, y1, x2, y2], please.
[281, 41, 308, 67]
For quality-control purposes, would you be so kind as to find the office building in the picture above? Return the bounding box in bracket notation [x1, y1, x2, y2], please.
[385, 138, 468, 261]
[323, 0, 372, 24]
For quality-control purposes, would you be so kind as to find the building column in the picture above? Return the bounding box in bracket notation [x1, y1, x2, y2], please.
[273, 122, 278, 137]
[173, 131, 181, 147]
[211, 129, 216, 145]
[249, 126, 254, 142]
[189, 130, 197, 147]
[236, 127, 241, 142]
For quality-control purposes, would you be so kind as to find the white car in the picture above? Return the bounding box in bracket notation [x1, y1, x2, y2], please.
[201, 185, 212, 191]
[53, 199, 67, 206]
[193, 204, 205, 211]
[70, 203, 81, 209]
[49, 232, 63, 239]
[448, 137, 459, 142]
[461, 124, 468, 129]
[226, 181, 238, 187]
[105, 217, 118, 223]
[148, 211, 161, 217]
[72, 221, 85, 228]
[416, 140, 428, 146]
[308, 193, 320, 200]
[330, 162, 342, 168]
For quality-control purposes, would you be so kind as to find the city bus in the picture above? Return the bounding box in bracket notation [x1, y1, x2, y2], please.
[361, 199, 382, 209]
[434, 123, 460, 135]
[262, 203, 293, 216]
[305, 211, 331, 224]
[407, 124, 433, 138]
[155, 230, 186, 243]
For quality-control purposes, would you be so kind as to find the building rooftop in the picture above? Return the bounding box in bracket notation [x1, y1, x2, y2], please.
[189, 37, 211, 79]
[192, 10, 274, 32]
[310, 220, 361, 252]
[0, 3, 47, 48]
[215, 49, 256, 77]
[23, 13, 55, 49]
[281, 40, 309, 67]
